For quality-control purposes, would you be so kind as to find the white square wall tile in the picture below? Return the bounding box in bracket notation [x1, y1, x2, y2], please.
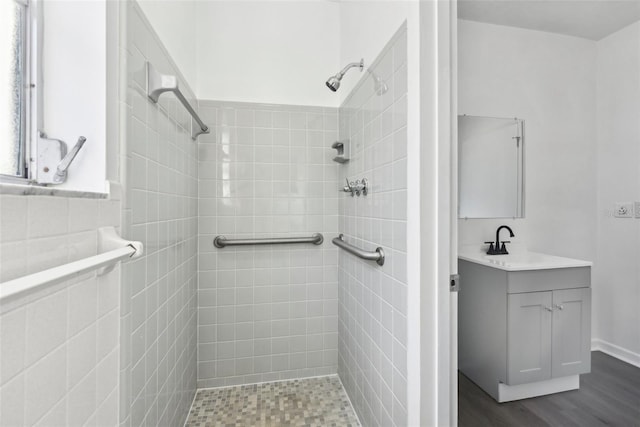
[67, 369, 98, 426]
[118, 6, 199, 425]
[0, 196, 28, 242]
[24, 345, 67, 425]
[27, 197, 69, 239]
[0, 374, 25, 427]
[67, 324, 97, 388]
[337, 27, 409, 427]
[0, 307, 26, 385]
[25, 290, 68, 366]
[198, 102, 342, 385]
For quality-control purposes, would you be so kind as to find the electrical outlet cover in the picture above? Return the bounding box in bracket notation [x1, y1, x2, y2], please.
[615, 202, 633, 218]
[635, 202, 640, 218]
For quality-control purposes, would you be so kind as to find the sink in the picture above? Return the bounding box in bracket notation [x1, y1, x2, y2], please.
[459, 246, 592, 271]
[486, 252, 557, 266]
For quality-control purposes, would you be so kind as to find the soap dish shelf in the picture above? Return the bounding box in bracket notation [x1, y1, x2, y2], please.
[331, 141, 350, 164]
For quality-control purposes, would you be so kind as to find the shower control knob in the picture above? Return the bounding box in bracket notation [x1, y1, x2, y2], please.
[342, 178, 356, 196]
[360, 178, 368, 196]
[341, 177, 369, 197]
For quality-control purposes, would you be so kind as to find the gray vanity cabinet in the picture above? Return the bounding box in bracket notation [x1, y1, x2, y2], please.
[459, 259, 591, 401]
[551, 287, 592, 377]
[507, 287, 591, 385]
[507, 291, 553, 385]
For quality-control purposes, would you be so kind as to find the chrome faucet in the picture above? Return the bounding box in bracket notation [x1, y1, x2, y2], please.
[485, 225, 515, 255]
[342, 178, 368, 197]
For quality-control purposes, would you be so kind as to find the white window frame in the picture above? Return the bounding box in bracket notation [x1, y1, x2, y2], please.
[0, 0, 38, 184]
[2, 0, 110, 197]
[26, 0, 42, 185]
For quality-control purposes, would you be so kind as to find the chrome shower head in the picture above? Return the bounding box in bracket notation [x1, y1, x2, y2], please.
[325, 59, 364, 92]
[326, 75, 341, 92]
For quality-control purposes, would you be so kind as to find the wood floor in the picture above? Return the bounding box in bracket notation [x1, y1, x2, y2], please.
[459, 351, 640, 427]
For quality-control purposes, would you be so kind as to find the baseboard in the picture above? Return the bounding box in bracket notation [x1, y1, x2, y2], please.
[498, 375, 579, 403]
[591, 338, 640, 368]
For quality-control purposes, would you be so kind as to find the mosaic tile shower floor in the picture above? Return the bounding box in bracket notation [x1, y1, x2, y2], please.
[185, 376, 360, 427]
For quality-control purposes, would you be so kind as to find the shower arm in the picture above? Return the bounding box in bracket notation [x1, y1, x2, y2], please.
[336, 59, 364, 79]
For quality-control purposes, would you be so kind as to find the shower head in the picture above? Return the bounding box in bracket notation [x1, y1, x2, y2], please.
[326, 75, 342, 92]
[325, 59, 364, 92]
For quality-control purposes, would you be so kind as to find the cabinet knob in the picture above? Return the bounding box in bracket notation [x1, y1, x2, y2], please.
[544, 306, 553, 312]
[555, 304, 564, 310]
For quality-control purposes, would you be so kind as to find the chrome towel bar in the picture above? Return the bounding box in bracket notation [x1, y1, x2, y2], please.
[214, 233, 324, 248]
[332, 234, 385, 266]
[146, 62, 209, 140]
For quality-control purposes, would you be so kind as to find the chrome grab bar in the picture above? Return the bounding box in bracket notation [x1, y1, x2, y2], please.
[146, 62, 209, 140]
[332, 234, 385, 266]
[214, 233, 324, 248]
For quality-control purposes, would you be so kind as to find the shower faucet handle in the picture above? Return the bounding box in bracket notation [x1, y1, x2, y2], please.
[342, 178, 368, 197]
[357, 178, 368, 196]
[343, 178, 356, 196]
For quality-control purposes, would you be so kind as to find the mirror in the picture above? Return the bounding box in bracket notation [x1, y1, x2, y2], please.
[458, 115, 524, 218]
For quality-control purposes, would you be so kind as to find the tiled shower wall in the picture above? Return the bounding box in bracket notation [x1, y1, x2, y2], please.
[119, 3, 197, 426]
[0, 193, 121, 426]
[196, 100, 340, 388]
[337, 25, 409, 427]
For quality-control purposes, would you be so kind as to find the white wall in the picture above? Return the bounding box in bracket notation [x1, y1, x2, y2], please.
[139, 0, 413, 107]
[457, 20, 598, 263]
[337, 1, 412, 104]
[194, 1, 339, 107]
[337, 1, 424, 424]
[337, 27, 409, 427]
[137, 0, 198, 90]
[42, 1, 107, 193]
[593, 21, 640, 364]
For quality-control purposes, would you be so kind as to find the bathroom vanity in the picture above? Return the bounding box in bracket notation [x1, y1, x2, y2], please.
[458, 248, 592, 402]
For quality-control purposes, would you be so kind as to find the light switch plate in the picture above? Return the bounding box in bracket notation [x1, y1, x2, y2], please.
[614, 202, 633, 218]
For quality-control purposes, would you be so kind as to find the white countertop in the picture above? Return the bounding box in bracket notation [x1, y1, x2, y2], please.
[458, 245, 592, 271]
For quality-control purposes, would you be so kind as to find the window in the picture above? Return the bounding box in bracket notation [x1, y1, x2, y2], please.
[0, 0, 31, 179]
[1, 1, 109, 195]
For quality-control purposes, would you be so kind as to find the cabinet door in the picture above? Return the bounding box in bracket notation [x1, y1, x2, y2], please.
[552, 288, 591, 377]
[507, 291, 553, 385]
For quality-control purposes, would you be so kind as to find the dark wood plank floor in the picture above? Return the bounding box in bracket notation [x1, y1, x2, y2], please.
[459, 351, 640, 427]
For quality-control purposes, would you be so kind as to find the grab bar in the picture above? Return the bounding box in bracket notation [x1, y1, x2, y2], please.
[332, 234, 385, 266]
[146, 62, 210, 140]
[214, 233, 324, 248]
[0, 227, 143, 304]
